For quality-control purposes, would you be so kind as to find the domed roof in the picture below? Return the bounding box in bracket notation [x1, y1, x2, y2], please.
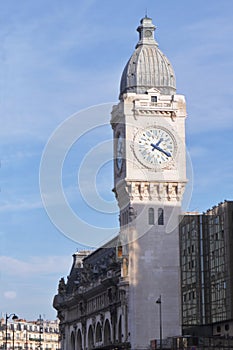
[120, 17, 176, 99]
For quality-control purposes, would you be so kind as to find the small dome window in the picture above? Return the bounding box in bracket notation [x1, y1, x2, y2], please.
[151, 96, 157, 103]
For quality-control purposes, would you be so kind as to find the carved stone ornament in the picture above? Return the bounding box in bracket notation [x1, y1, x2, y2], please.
[125, 181, 186, 202]
[58, 277, 66, 295]
[134, 109, 176, 117]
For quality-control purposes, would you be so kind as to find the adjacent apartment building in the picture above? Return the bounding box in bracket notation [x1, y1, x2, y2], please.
[180, 200, 233, 337]
[0, 318, 60, 350]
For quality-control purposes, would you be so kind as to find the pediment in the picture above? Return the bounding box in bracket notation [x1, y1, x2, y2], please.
[146, 88, 161, 94]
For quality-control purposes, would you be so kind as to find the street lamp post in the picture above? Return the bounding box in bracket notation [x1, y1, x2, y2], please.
[156, 295, 162, 350]
[5, 313, 18, 350]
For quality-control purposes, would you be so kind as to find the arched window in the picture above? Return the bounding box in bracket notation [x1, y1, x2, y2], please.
[117, 245, 123, 258]
[103, 319, 111, 345]
[70, 332, 75, 350]
[87, 326, 94, 350]
[95, 322, 102, 343]
[118, 316, 122, 343]
[77, 329, 82, 350]
[158, 208, 164, 225]
[148, 208, 154, 225]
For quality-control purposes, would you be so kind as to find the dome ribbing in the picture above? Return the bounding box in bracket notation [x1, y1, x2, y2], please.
[120, 17, 176, 99]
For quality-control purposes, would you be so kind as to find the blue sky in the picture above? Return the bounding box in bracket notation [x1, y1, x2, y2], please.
[0, 0, 233, 320]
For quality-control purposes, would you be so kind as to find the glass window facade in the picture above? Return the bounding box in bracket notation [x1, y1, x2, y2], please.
[179, 201, 233, 334]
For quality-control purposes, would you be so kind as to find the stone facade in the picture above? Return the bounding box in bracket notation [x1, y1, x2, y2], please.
[53, 243, 130, 350]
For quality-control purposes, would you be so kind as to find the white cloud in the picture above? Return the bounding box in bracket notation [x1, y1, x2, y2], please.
[188, 146, 209, 158]
[2, 149, 41, 165]
[0, 199, 43, 213]
[4, 290, 17, 299]
[0, 256, 71, 278]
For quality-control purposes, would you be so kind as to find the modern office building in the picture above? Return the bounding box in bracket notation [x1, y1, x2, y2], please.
[180, 200, 233, 338]
[54, 15, 188, 350]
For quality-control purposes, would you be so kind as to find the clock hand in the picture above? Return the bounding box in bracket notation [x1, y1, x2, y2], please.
[155, 138, 163, 147]
[150, 143, 171, 157]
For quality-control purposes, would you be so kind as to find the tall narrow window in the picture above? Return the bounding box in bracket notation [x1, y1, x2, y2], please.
[158, 208, 164, 225]
[117, 245, 123, 258]
[148, 208, 154, 225]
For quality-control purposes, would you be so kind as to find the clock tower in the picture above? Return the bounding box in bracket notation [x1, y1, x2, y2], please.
[111, 17, 187, 348]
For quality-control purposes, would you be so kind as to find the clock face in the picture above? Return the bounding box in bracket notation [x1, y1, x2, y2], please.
[116, 134, 124, 171]
[134, 127, 176, 168]
[145, 30, 152, 37]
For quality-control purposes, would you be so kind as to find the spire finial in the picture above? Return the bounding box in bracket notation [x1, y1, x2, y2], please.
[145, 8, 148, 18]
